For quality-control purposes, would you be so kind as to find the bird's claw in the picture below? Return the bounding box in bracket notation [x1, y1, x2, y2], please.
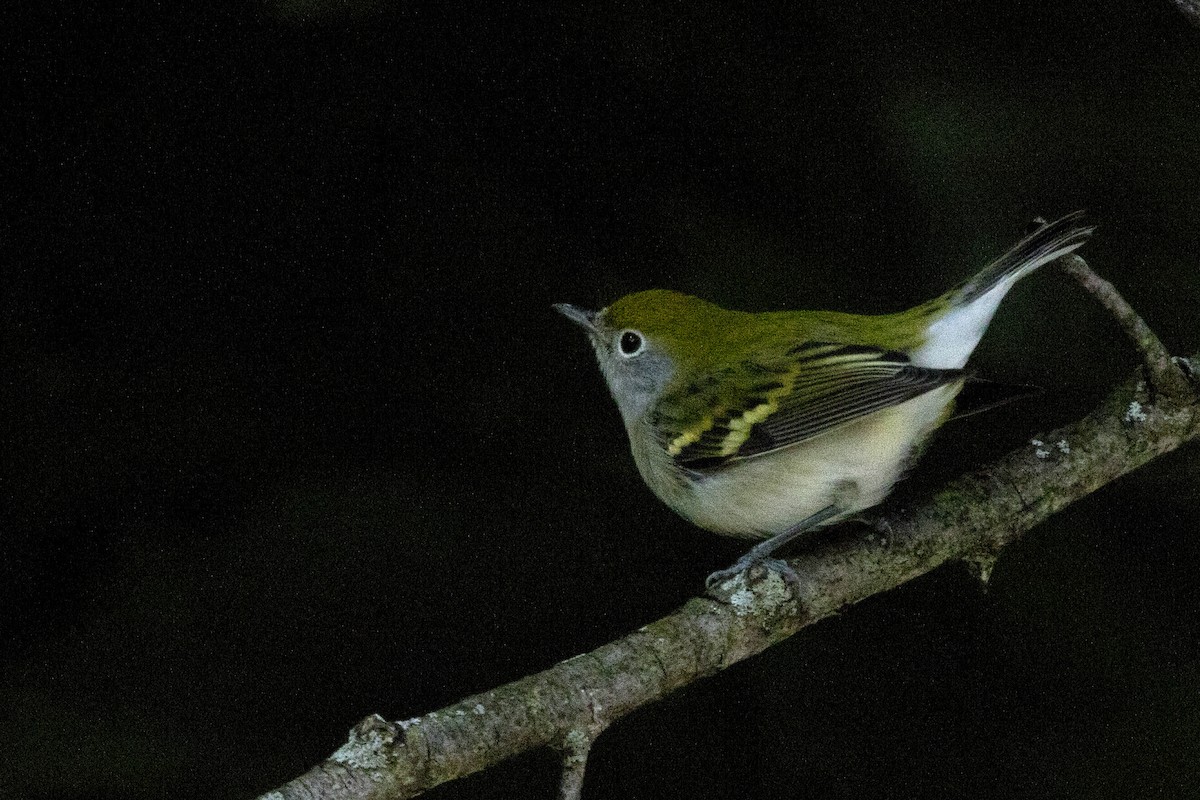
[705, 556, 802, 597]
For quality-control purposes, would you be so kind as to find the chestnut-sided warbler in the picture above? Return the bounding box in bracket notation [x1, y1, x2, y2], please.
[556, 213, 1093, 589]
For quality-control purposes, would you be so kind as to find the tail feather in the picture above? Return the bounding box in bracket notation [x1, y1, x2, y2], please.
[953, 211, 1095, 305]
[912, 212, 1095, 369]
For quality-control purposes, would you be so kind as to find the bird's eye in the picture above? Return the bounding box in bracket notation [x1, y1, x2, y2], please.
[618, 330, 645, 357]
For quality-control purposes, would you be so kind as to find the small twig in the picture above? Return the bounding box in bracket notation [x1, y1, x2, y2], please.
[1059, 253, 1193, 399]
[557, 729, 593, 800]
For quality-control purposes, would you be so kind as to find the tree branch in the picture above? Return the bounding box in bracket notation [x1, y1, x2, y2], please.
[258, 274, 1198, 800]
[1059, 254, 1193, 399]
[1168, 0, 1200, 29]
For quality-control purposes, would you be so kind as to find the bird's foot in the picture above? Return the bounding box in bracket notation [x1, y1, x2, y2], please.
[705, 556, 800, 598]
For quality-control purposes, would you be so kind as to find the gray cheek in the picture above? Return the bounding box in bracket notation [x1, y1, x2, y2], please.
[635, 352, 675, 393]
[615, 353, 674, 421]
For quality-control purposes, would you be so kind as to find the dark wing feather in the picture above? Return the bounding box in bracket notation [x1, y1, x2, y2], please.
[652, 342, 965, 471]
[738, 361, 963, 458]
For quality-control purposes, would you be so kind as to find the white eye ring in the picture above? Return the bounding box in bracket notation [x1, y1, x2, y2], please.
[617, 329, 646, 358]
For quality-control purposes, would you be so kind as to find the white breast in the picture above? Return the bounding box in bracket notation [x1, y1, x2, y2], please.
[634, 384, 961, 539]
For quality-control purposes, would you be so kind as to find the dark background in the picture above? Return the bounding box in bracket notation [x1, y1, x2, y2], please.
[7, 2, 1200, 798]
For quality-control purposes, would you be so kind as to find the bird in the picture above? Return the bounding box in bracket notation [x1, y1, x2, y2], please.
[556, 212, 1094, 590]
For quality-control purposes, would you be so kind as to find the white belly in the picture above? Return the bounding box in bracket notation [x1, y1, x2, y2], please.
[640, 384, 959, 539]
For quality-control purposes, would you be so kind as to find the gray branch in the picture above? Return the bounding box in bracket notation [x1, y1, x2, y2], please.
[1169, 0, 1200, 28]
[258, 264, 1198, 800]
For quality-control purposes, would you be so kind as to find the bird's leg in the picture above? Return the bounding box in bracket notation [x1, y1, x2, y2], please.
[705, 505, 841, 593]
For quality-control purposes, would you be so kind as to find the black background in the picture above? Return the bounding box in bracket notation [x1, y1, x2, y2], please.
[7, 2, 1200, 798]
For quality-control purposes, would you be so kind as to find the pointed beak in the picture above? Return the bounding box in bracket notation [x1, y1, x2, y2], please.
[553, 303, 598, 334]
